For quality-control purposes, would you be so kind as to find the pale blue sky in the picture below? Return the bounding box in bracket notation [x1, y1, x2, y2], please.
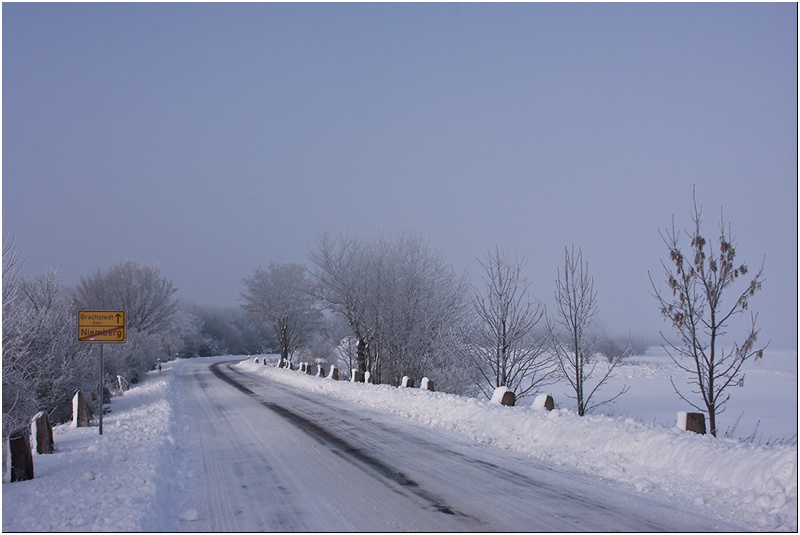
[3, 3, 797, 348]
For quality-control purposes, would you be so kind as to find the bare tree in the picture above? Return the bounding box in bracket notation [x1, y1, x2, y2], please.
[241, 262, 320, 364]
[466, 246, 555, 400]
[650, 192, 767, 436]
[548, 246, 628, 416]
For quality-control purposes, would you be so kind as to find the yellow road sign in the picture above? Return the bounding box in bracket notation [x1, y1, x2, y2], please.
[78, 310, 126, 342]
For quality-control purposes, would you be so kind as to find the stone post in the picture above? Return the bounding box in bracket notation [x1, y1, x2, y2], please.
[71, 389, 93, 428]
[351, 369, 365, 383]
[117, 375, 130, 392]
[491, 386, 516, 406]
[8, 427, 33, 482]
[30, 412, 54, 454]
[532, 394, 555, 411]
[677, 412, 706, 434]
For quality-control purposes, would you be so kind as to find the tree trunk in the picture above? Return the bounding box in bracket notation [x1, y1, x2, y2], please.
[708, 406, 717, 437]
[356, 337, 368, 373]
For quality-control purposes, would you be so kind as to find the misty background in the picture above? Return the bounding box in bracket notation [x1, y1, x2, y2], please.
[3, 3, 797, 349]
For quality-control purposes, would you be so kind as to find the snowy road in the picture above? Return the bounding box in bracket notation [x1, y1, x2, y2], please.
[174, 357, 742, 531]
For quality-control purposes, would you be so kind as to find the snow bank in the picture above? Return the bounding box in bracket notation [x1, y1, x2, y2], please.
[2, 367, 178, 531]
[2, 352, 795, 532]
[238, 356, 797, 531]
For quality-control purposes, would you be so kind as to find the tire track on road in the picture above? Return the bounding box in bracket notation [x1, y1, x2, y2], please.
[208, 360, 748, 532]
[185, 362, 305, 531]
[209, 361, 474, 520]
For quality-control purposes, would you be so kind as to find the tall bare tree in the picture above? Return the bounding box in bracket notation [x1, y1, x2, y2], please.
[241, 262, 320, 364]
[467, 246, 554, 400]
[548, 246, 628, 416]
[650, 192, 766, 436]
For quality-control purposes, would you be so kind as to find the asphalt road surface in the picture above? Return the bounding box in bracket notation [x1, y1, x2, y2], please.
[173, 357, 741, 531]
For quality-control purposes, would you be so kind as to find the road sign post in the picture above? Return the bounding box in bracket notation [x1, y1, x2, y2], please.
[99, 344, 104, 434]
[77, 310, 126, 435]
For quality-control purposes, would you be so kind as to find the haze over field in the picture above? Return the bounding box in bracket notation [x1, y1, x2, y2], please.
[3, 3, 796, 348]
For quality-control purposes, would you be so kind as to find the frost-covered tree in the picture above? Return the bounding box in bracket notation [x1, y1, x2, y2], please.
[374, 232, 468, 389]
[75, 259, 182, 383]
[310, 232, 376, 375]
[596, 333, 633, 364]
[20, 270, 95, 423]
[3, 230, 37, 436]
[548, 246, 628, 416]
[466, 247, 555, 400]
[3, 232, 95, 434]
[241, 262, 320, 364]
[181, 302, 274, 358]
[650, 192, 767, 436]
[310, 231, 469, 390]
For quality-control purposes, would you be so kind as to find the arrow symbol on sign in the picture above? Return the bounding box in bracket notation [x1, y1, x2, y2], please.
[116, 313, 121, 323]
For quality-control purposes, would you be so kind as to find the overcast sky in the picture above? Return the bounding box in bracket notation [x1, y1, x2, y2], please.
[3, 3, 797, 348]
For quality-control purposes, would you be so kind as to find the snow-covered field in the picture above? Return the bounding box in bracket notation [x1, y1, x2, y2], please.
[562, 346, 798, 444]
[2, 347, 796, 531]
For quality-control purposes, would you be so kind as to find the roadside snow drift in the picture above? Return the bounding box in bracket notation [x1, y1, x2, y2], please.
[3, 370, 175, 531]
[2, 350, 796, 532]
[236, 357, 797, 531]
